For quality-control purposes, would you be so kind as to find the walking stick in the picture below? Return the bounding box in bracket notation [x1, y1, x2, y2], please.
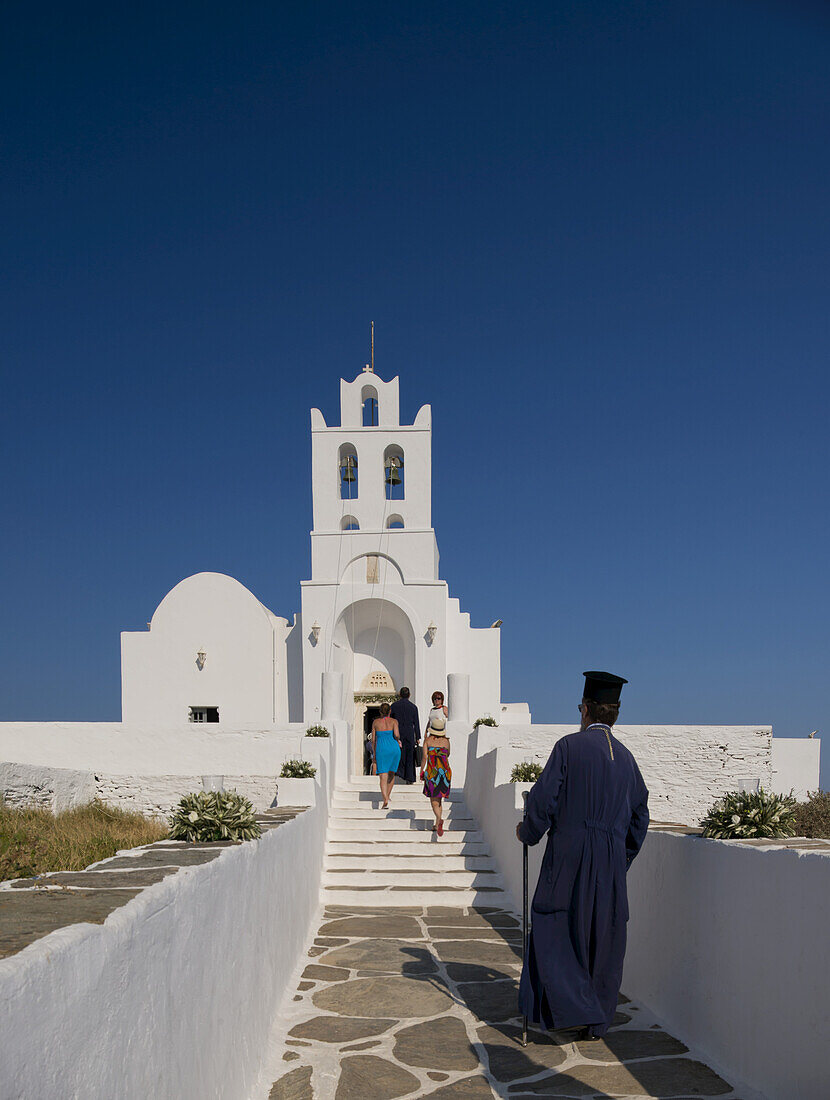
[521, 790, 529, 1047]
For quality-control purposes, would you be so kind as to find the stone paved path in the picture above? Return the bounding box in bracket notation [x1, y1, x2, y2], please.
[267, 904, 743, 1099]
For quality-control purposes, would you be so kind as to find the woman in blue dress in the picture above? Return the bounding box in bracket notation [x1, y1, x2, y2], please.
[370, 702, 402, 808]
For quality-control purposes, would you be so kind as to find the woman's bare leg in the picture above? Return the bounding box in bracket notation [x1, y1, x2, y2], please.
[431, 798, 442, 827]
[379, 773, 387, 805]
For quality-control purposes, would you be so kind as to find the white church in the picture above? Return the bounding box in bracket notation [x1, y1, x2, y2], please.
[121, 366, 522, 775]
[0, 361, 819, 821]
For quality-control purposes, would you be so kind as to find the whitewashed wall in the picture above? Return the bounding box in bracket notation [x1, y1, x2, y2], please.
[463, 729, 830, 1100]
[0, 762, 97, 812]
[121, 572, 291, 728]
[0, 720, 334, 817]
[0, 721, 326, 775]
[625, 831, 830, 1100]
[771, 737, 821, 800]
[501, 723, 782, 825]
[0, 763, 332, 1100]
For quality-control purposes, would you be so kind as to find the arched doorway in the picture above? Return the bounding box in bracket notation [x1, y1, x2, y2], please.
[332, 598, 416, 776]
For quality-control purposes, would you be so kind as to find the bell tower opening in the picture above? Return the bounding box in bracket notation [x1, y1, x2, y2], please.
[361, 385, 378, 426]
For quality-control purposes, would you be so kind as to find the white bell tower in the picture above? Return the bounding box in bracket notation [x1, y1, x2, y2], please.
[299, 360, 503, 772]
[308, 367, 436, 571]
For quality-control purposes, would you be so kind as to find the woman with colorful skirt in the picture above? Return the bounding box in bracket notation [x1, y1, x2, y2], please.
[421, 690, 451, 836]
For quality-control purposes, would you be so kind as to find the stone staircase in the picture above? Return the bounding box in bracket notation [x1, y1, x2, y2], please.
[321, 779, 510, 907]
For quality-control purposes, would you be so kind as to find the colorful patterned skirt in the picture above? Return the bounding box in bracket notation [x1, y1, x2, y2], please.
[423, 746, 451, 800]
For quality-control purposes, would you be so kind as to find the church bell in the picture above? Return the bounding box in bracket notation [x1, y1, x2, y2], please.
[385, 456, 402, 486]
[340, 455, 357, 482]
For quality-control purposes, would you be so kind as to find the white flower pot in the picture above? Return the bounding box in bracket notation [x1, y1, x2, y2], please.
[276, 777, 316, 807]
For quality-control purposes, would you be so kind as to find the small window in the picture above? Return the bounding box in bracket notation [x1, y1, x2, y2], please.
[190, 706, 219, 723]
[386, 514, 404, 529]
[341, 515, 359, 531]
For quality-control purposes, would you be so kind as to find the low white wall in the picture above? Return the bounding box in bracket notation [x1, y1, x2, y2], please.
[501, 723, 779, 825]
[1, 762, 321, 818]
[464, 728, 830, 1100]
[0, 760, 332, 1100]
[463, 730, 541, 913]
[771, 737, 821, 800]
[0, 762, 97, 812]
[0, 721, 328, 775]
[625, 831, 830, 1100]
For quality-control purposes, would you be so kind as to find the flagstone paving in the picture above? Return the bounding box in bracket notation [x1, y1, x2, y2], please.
[266, 905, 743, 1099]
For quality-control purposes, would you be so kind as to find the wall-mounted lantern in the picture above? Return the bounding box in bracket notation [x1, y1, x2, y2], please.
[426, 621, 438, 646]
[196, 650, 207, 671]
[311, 622, 321, 645]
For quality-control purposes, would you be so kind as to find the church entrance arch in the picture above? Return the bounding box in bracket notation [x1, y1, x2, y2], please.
[332, 598, 416, 776]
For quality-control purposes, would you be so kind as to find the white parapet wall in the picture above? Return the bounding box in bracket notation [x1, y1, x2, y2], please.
[496, 722, 820, 826]
[0, 756, 332, 1100]
[0, 721, 326, 774]
[770, 736, 821, 800]
[0, 721, 337, 817]
[625, 830, 830, 1100]
[463, 728, 830, 1100]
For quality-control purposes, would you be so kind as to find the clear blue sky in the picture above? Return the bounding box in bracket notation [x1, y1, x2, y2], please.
[2, 2, 828, 787]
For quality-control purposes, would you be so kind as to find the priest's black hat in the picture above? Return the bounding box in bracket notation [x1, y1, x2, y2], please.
[582, 671, 628, 705]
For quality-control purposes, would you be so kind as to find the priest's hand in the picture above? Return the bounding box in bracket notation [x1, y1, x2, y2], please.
[516, 823, 524, 843]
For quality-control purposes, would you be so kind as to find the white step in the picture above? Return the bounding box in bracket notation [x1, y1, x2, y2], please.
[323, 869, 504, 888]
[326, 839, 490, 856]
[332, 802, 470, 817]
[331, 809, 474, 827]
[328, 829, 485, 844]
[330, 816, 475, 831]
[326, 854, 495, 871]
[331, 792, 468, 809]
[323, 886, 510, 906]
[340, 779, 465, 794]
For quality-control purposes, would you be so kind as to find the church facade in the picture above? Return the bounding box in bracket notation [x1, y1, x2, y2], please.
[121, 367, 523, 773]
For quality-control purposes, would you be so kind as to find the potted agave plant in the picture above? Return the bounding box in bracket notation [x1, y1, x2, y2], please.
[700, 788, 798, 840]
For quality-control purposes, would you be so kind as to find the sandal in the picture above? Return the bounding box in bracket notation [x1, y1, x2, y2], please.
[436, 820, 444, 837]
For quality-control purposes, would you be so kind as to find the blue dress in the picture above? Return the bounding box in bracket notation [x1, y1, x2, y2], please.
[374, 724, 402, 775]
[518, 724, 649, 1036]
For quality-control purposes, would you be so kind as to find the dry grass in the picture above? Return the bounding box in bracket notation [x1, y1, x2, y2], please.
[0, 800, 168, 882]
[794, 790, 830, 839]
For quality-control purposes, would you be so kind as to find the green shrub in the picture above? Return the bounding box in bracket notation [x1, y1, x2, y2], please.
[794, 790, 830, 838]
[0, 799, 166, 881]
[511, 761, 543, 783]
[474, 715, 498, 728]
[700, 788, 798, 840]
[305, 725, 330, 738]
[280, 760, 317, 779]
[169, 791, 261, 843]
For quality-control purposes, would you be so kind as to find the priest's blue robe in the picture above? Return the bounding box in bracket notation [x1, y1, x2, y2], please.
[518, 724, 649, 1035]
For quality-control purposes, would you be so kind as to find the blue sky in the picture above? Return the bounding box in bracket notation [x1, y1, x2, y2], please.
[2, 2, 828, 786]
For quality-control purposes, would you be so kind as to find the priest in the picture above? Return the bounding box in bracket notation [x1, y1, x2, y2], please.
[517, 671, 650, 1039]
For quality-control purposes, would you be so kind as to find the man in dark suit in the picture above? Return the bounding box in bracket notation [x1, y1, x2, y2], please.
[391, 687, 420, 784]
